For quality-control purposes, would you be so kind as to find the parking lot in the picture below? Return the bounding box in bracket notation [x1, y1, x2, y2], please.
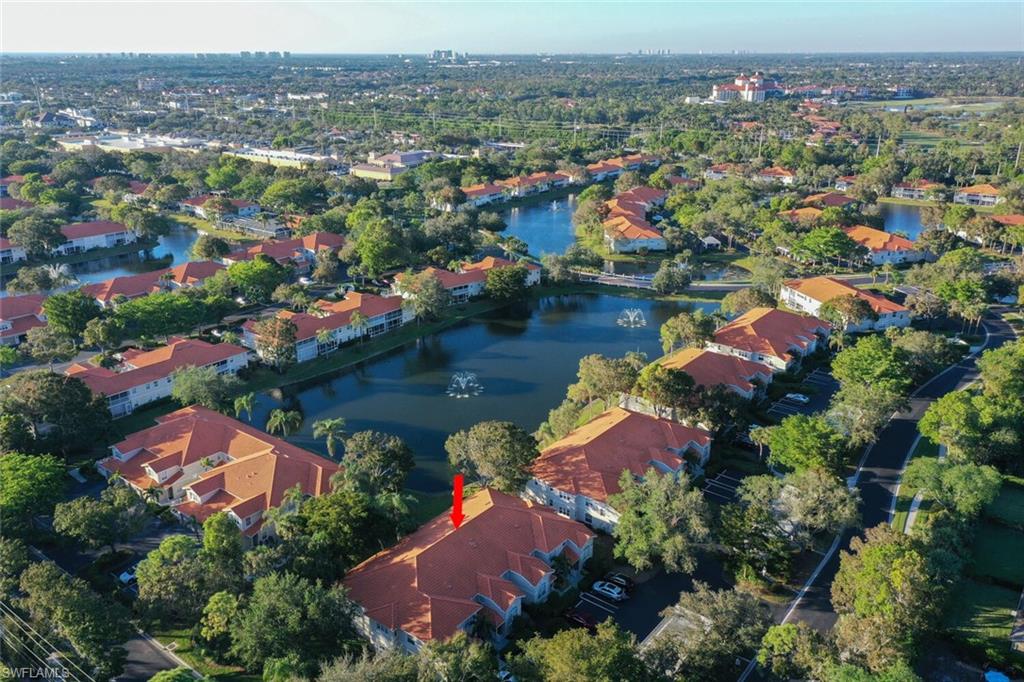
[765, 368, 838, 421]
[702, 468, 744, 503]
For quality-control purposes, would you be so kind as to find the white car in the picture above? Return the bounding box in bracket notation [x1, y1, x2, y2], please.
[785, 393, 810, 404]
[591, 581, 627, 602]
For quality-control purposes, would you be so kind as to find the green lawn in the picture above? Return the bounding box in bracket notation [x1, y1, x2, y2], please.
[891, 438, 940, 533]
[151, 628, 258, 681]
[986, 480, 1024, 529]
[943, 578, 1023, 671]
[969, 524, 1024, 587]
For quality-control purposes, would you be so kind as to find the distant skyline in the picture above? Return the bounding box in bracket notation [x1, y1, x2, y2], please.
[2, 1, 1022, 55]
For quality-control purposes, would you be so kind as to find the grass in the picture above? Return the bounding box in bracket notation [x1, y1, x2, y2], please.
[151, 628, 258, 681]
[969, 524, 1024, 588]
[890, 437, 940, 533]
[169, 212, 259, 244]
[943, 578, 1024, 672]
[986, 480, 1024, 529]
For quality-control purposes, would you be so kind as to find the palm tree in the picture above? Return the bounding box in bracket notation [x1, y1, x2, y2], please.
[349, 311, 369, 344]
[312, 417, 347, 458]
[881, 262, 895, 284]
[266, 408, 303, 436]
[142, 485, 162, 504]
[44, 264, 77, 291]
[315, 327, 334, 353]
[234, 392, 256, 421]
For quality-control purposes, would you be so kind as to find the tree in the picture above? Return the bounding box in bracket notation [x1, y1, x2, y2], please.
[485, 264, 530, 301]
[513, 621, 656, 682]
[632, 364, 696, 419]
[820, 295, 877, 334]
[659, 309, 716, 353]
[229, 572, 357, 674]
[234, 392, 256, 421]
[312, 417, 347, 458]
[227, 255, 288, 303]
[113, 291, 209, 340]
[0, 370, 111, 454]
[651, 261, 691, 294]
[0, 537, 28, 600]
[757, 622, 826, 680]
[752, 414, 848, 474]
[567, 353, 643, 404]
[348, 310, 369, 344]
[260, 178, 322, 213]
[720, 287, 775, 316]
[53, 496, 124, 552]
[23, 325, 77, 369]
[609, 468, 710, 573]
[902, 459, 1001, 517]
[266, 409, 303, 437]
[198, 591, 239, 657]
[83, 315, 126, 351]
[445, 420, 538, 492]
[917, 391, 989, 463]
[338, 430, 415, 494]
[832, 335, 912, 399]
[148, 668, 197, 682]
[312, 248, 341, 282]
[353, 219, 405, 278]
[171, 364, 240, 411]
[253, 317, 297, 369]
[315, 650, 419, 682]
[0, 345, 17, 377]
[0, 453, 64, 535]
[136, 534, 213, 624]
[417, 632, 498, 682]
[645, 584, 770, 681]
[203, 511, 244, 572]
[7, 214, 64, 257]
[398, 269, 451, 321]
[41, 290, 101, 338]
[192, 234, 231, 260]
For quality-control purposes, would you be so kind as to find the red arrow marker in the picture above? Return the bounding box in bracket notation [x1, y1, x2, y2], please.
[450, 474, 465, 529]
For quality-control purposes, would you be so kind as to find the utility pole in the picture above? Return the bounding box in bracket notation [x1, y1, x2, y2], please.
[757, 127, 765, 160]
[1015, 140, 1022, 170]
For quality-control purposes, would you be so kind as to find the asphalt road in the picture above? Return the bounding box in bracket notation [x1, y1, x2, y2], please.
[781, 312, 1017, 633]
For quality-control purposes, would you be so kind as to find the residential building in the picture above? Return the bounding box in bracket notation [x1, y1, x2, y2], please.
[779, 277, 911, 332]
[80, 261, 225, 307]
[953, 183, 1003, 207]
[842, 225, 929, 265]
[242, 292, 413, 363]
[0, 237, 28, 264]
[393, 257, 541, 303]
[98, 406, 337, 545]
[222, 147, 340, 169]
[601, 186, 669, 254]
[0, 294, 46, 346]
[708, 307, 830, 372]
[221, 232, 344, 274]
[780, 206, 823, 223]
[459, 182, 506, 207]
[659, 347, 773, 400]
[344, 488, 594, 653]
[755, 166, 797, 185]
[0, 174, 25, 197]
[526, 407, 712, 532]
[703, 163, 738, 181]
[835, 175, 858, 191]
[22, 111, 76, 128]
[350, 150, 436, 180]
[180, 195, 260, 220]
[66, 337, 250, 418]
[802, 192, 857, 209]
[585, 161, 622, 182]
[53, 221, 138, 255]
[496, 171, 570, 198]
[0, 197, 32, 210]
[891, 179, 944, 201]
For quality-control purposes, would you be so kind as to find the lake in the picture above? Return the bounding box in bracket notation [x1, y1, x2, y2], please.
[502, 195, 577, 256]
[250, 293, 720, 492]
[878, 202, 926, 240]
[70, 224, 201, 285]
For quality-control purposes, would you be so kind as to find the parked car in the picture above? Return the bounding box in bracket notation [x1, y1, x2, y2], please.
[564, 608, 599, 632]
[784, 393, 810, 404]
[603, 572, 635, 592]
[591, 581, 627, 602]
[118, 562, 140, 585]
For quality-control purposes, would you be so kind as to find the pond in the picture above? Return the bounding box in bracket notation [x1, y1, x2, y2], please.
[251, 293, 720, 492]
[878, 202, 926, 240]
[70, 224, 201, 285]
[502, 195, 577, 257]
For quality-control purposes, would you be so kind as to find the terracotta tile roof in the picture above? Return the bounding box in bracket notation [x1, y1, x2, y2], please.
[168, 260, 225, 286]
[80, 261, 223, 304]
[894, 179, 943, 191]
[531, 407, 711, 503]
[0, 175, 26, 185]
[394, 266, 485, 290]
[713, 307, 830, 364]
[100, 406, 337, 522]
[802, 192, 857, 208]
[245, 292, 403, 342]
[344, 489, 592, 643]
[842, 225, 916, 253]
[783, 276, 908, 315]
[460, 256, 540, 273]
[0, 294, 46, 341]
[708, 163, 739, 173]
[992, 214, 1024, 227]
[585, 161, 619, 175]
[781, 206, 823, 222]
[460, 182, 505, 198]
[66, 337, 248, 397]
[226, 231, 344, 265]
[660, 348, 772, 394]
[956, 183, 1000, 196]
[603, 215, 662, 241]
[0, 197, 32, 210]
[758, 166, 796, 178]
[60, 221, 131, 240]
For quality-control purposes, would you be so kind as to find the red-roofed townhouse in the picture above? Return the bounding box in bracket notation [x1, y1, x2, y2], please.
[66, 337, 250, 417]
[0, 236, 28, 265]
[601, 186, 669, 253]
[660, 348, 774, 400]
[80, 261, 225, 307]
[98, 406, 338, 544]
[780, 277, 911, 332]
[708, 307, 830, 372]
[525, 407, 712, 531]
[0, 196, 33, 211]
[891, 179, 945, 201]
[344, 488, 593, 652]
[585, 161, 622, 182]
[459, 182, 506, 208]
[842, 225, 929, 265]
[755, 166, 797, 185]
[954, 183, 1002, 207]
[392, 257, 540, 304]
[180, 195, 260, 219]
[0, 175, 26, 197]
[242, 291, 413, 363]
[122, 180, 150, 203]
[221, 232, 344, 274]
[0, 294, 47, 346]
[703, 163, 738, 181]
[54, 221, 137, 255]
[835, 175, 858, 192]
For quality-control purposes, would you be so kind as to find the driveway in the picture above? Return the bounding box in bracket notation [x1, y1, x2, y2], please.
[765, 368, 838, 421]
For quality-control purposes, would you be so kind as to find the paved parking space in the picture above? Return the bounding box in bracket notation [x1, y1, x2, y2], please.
[702, 469, 744, 503]
[766, 368, 839, 421]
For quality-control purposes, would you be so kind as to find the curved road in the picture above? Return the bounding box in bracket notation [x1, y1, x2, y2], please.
[774, 311, 1017, 634]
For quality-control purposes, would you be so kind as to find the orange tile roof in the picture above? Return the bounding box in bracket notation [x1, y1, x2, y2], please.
[603, 215, 662, 241]
[781, 206, 823, 222]
[460, 256, 540, 273]
[344, 489, 592, 643]
[66, 337, 248, 397]
[660, 348, 772, 394]
[894, 179, 943, 191]
[531, 407, 711, 503]
[0, 294, 46, 341]
[956, 183, 1000, 196]
[227, 231, 344, 265]
[783, 276, 907, 315]
[80, 261, 224, 303]
[460, 182, 505, 198]
[992, 214, 1024, 227]
[713, 307, 830, 364]
[394, 266, 485, 290]
[100, 406, 337, 522]
[802, 192, 856, 208]
[244, 291, 403, 341]
[842, 225, 916, 253]
[60, 221, 131, 240]
[758, 166, 796, 178]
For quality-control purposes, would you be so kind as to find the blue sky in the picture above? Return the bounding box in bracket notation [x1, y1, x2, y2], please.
[2, 1, 1022, 54]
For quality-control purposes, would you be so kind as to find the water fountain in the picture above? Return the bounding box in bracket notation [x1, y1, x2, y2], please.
[446, 371, 483, 398]
[616, 308, 647, 328]
[550, 200, 560, 211]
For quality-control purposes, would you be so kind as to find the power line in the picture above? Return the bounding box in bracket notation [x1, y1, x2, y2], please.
[0, 602, 94, 682]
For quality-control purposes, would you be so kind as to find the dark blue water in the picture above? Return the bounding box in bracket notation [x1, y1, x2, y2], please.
[879, 202, 925, 240]
[250, 293, 720, 492]
[70, 224, 200, 285]
[502, 195, 577, 257]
